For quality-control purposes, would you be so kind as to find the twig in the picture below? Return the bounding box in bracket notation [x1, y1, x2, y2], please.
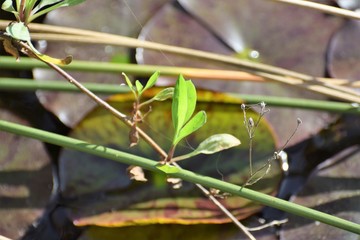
[247, 219, 288, 231]
[271, 0, 360, 21]
[0, 235, 13, 240]
[1, 21, 359, 101]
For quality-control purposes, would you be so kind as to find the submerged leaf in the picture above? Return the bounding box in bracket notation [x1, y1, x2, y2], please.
[173, 134, 241, 162]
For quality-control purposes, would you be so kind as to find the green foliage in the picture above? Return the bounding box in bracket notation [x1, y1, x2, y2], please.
[1, 0, 87, 23]
[1, 0, 82, 65]
[155, 163, 180, 174]
[122, 71, 161, 100]
[172, 134, 241, 162]
[171, 75, 206, 146]
[5, 22, 30, 41]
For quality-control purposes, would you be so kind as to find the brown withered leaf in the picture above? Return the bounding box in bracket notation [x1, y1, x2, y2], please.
[167, 177, 183, 189]
[127, 165, 147, 182]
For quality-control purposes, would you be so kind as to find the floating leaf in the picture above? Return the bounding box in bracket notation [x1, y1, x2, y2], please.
[280, 148, 360, 239]
[0, 102, 52, 239]
[58, 89, 280, 235]
[173, 134, 241, 162]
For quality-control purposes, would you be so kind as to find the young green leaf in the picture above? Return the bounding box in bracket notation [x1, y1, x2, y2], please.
[135, 80, 144, 94]
[122, 73, 136, 95]
[2, 0, 17, 15]
[174, 110, 206, 145]
[152, 87, 174, 101]
[32, 0, 63, 13]
[172, 75, 188, 137]
[140, 71, 159, 95]
[156, 163, 180, 174]
[138, 87, 174, 108]
[29, 0, 87, 22]
[184, 79, 197, 123]
[172, 134, 241, 162]
[6, 22, 30, 41]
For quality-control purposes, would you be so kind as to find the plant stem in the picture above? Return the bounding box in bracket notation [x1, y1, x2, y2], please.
[1, 78, 360, 114]
[2, 56, 360, 87]
[43, 60, 167, 157]
[1, 21, 358, 101]
[0, 119, 359, 234]
[19, 45, 249, 235]
[272, 0, 360, 21]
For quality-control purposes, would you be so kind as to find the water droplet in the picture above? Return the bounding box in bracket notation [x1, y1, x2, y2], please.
[249, 50, 260, 59]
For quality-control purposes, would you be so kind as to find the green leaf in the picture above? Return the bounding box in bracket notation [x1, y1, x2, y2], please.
[156, 163, 180, 174]
[184, 79, 197, 123]
[2, 0, 17, 14]
[152, 87, 174, 101]
[172, 134, 241, 162]
[172, 75, 188, 137]
[135, 80, 144, 94]
[6, 22, 30, 41]
[32, 0, 63, 13]
[138, 88, 174, 108]
[29, 0, 87, 22]
[140, 71, 159, 95]
[122, 73, 136, 95]
[174, 111, 207, 145]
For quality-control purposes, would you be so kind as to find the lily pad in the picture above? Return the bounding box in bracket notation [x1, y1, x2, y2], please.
[136, 1, 341, 147]
[33, 0, 170, 127]
[280, 147, 360, 239]
[327, 19, 360, 82]
[0, 103, 52, 239]
[58, 89, 282, 238]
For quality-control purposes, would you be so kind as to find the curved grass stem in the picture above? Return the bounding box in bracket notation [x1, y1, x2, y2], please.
[0, 120, 360, 235]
